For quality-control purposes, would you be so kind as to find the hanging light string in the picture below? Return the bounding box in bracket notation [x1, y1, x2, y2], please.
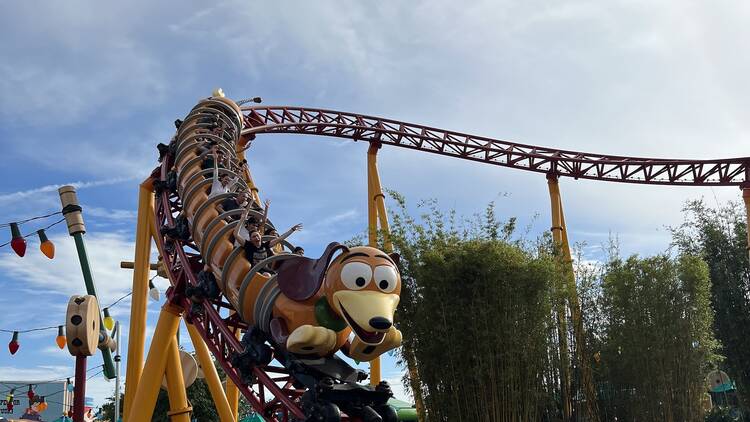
[0, 325, 59, 334]
[0, 365, 104, 397]
[0, 284, 144, 335]
[0, 211, 62, 229]
[105, 291, 133, 309]
[0, 218, 65, 248]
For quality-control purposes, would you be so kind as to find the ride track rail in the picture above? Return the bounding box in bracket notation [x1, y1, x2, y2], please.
[153, 100, 750, 422]
[154, 175, 307, 420]
[241, 106, 750, 187]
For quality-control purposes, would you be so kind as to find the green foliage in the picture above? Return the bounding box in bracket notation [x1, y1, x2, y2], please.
[704, 406, 745, 422]
[387, 192, 722, 422]
[671, 199, 750, 411]
[151, 378, 217, 422]
[101, 358, 255, 421]
[99, 393, 123, 422]
[388, 193, 558, 421]
[596, 254, 719, 421]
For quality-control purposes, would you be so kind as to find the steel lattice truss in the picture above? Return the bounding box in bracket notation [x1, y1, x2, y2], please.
[154, 166, 307, 421]
[242, 106, 750, 187]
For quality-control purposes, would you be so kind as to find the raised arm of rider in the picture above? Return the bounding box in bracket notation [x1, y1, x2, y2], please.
[268, 223, 302, 248]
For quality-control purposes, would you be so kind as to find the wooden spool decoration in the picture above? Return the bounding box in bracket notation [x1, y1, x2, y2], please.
[161, 350, 199, 390]
[65, 295, 100, 356]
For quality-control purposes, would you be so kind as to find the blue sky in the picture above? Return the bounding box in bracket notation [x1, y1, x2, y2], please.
[1, 0, 750, 408]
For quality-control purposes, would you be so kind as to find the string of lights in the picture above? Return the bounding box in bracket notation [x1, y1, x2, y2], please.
[0, 217, 65, 258]
[0, 325, 59, 334]
[0, 365, 104, 396]
[0, 211, 62, 228]
[1, 276, 160, 356]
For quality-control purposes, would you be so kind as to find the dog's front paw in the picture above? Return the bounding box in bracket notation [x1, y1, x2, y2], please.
[348, 328, 402, 361]
[286, 325, 337, 355]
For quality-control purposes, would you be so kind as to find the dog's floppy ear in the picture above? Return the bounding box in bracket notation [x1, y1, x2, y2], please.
[276, 242, 349, 301]
[389, 252, 401, 267]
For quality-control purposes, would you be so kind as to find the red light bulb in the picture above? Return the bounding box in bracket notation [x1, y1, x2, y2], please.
[10, 223, 26, 257]
[8, 331, 19, 355]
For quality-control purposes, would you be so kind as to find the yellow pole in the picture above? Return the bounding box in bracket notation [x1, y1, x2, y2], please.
[366, 143, 382, 386]
[368, 145, 392, 251]
[237, 136, 261, 204]
[547, 175, 599, 422]
[547, 175, 572, 422]
[124, 181, 155, 420]
[127, 303, 183, 422]
[225, 325, 241, 420]
[743, 188, 750, 261]
[186, 323, 236, 422]
[165, 336, 192, 422]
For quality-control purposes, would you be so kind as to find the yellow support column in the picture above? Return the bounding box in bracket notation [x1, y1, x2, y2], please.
[124, 181, 155, 420]
[743, 188, 750, 261]
[238, 136, 261, 205]
[225, 326, 241, 420]
[369, 143, 426, 419]
[165, 336, 192, 422]
[547, 175, 573, 422]
[186, 323, 235, 422]
[547, 175, 599, 422]
[127, 304, 183, 422]
[366, 143, 382, 386]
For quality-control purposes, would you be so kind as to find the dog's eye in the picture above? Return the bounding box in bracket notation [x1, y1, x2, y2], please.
[374, 265, 398, 293]
[340, 262, 372, 290]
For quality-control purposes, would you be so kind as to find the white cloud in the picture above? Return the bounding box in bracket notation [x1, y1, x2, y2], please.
[85, 206, 138, 221]
[0, 365, 70, 382]
[0, 232, 136, 300]
[0, 178, 136, 204]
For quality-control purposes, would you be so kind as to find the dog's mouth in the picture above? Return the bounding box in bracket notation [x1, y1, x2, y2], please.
[339, 301, 386, 345]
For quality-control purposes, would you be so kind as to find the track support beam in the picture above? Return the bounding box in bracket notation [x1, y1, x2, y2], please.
[742, 186, 750, 261]
[165, 335, 192, 422]
[127, 303, 183, 422]
[366, 142, 388, 386]
[226, 323, 241, 421]
[186, 322, 236, 422]
[124, 181, 156, 420]
[547, 175, 600, 422]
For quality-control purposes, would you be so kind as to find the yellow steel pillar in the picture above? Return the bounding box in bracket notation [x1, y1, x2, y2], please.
[127, 303, 183, 422]
[547, 175, 573, 421]
[186, 323, 236, 422]
[124, 180, 155, 420]
[225, 325, 241, 420]
[547, 175, 599, 422]
[165, 336, 192, 422]
[238, 136, 261, 205]
[366, 143, 384, 386]
[742, 187, 750, 261]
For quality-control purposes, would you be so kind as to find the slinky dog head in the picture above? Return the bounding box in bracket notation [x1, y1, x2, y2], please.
[325, 246, 401, 345]
[276, 242, 401, 346]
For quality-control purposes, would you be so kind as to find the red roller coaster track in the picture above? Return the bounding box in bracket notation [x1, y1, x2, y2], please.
[242, 106, 750, 187]
[156, 102, 750, 422]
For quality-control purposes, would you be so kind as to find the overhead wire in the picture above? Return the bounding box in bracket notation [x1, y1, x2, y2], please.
[0, 218, 66, 248]
[0, 212, 62, 229]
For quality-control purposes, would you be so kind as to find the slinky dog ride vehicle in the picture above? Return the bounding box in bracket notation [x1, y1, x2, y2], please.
[160, 96, 402, 421]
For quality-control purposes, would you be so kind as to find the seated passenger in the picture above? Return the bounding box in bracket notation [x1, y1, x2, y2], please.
[234, 203, 302, 269]
[217, 190, 250, 214]
[200, 142, 230, 172]
[293, 246, 305, 256]
[208, 157, 241, 199]
[240, 226, 301, 269]
[234, 200, 270, 246]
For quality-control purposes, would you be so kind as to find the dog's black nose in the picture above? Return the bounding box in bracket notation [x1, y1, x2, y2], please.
[369, 317, 392, 330]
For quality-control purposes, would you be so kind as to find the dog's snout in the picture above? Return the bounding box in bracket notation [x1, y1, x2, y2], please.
[369, 317, 392, 330]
